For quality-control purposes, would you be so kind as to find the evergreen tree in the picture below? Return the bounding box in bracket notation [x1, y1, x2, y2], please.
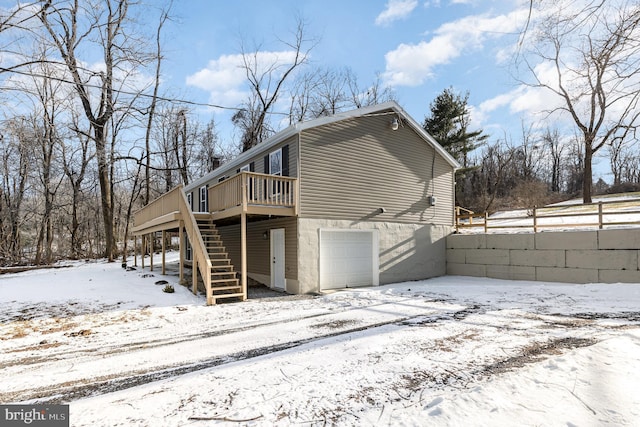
[423, 87, 487, 169]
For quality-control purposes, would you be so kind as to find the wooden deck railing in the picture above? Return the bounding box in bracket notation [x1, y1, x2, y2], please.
[133, 186, 182, 226]
[456, 199, 640, 233]
[176, 187, 214, 303]
[209, 171, 298, 213]
[132, 184, 215, 302]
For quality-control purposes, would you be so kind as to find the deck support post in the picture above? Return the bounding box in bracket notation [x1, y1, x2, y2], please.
[179, 221, 184, 284]
[149, 232, 154, 271]
[192, 256, 198, 295]
[161, 230, 166, 275]
[141, 235, 145, 269]
[133, 235, 137, 267]
[241, 212, 247, 301]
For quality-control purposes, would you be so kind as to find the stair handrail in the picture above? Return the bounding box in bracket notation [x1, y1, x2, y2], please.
[177, 185, 212, 299]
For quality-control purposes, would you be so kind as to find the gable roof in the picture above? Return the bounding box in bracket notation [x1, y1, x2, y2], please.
[185, 101, 460, 192]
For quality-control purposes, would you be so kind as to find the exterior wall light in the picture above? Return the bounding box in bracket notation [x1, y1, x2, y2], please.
[262, 231, 269, 240]
[390, 117, 399, 131]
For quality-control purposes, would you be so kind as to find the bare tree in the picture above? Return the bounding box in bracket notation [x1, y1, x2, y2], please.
[288, 67, 397, 123]
[347, 71, 396, 109]
[234, 18, 316, 151]
[143, 5, 171, 205]
[565, 136, 585, 196]
[148, 106, 195, 193]
[192, 118, 223, 176]
[609, 137, 626, 186]
[0, 119, 32, 263]
[61, 113, 95, 259]
[542, 128, 565, 193]
[519, 0, 640, 203]
[37, 0, 154, 261]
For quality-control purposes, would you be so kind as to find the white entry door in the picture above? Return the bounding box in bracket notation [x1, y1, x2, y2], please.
[320, 230, 378, 291]
[270, 228, 285, 290]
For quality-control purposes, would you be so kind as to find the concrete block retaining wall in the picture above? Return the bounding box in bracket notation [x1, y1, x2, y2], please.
[446, 229, 640, 283]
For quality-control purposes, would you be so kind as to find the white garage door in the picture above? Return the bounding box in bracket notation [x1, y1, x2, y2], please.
[320, 230, 379, 290]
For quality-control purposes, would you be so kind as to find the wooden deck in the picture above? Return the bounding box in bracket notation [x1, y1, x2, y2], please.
[133, 172, 298, 233]
[208, 172, 298, 221]
[131, 172, 298, 305]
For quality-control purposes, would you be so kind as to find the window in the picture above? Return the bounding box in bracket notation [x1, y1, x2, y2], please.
[199, 185, 208, 212]
[240, 164, 251, 173]
[186, 192, 193, 211]
[269, 149, 282, 176]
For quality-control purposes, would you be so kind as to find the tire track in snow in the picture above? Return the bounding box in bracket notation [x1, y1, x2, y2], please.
[1, 298, 421, 369]
[5, 311, 436, 404]
[3, 298, 463, 403]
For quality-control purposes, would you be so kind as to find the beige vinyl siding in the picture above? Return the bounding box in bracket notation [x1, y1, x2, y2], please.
[217, 217, 298, 281]
[299, 113, 454, 225]
[230, 135, 299, 176]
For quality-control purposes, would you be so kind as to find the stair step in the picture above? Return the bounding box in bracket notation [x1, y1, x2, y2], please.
[211, 270, 235, 275]
[209, 285, 242, 292]
[205, 239, 223, 243]
[212, 292, 245, 300]
[210, 278, 239, 285]
[208, 254, 228, 259]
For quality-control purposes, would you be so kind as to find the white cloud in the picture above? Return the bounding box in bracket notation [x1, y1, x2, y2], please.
[375, 0, 418, 27]
[383, 9, 528, 87]
[479, 91, 519, 114]
[186, 50, 299, 108]
[476, 83, 569, 131]
[186, 54, 248, 107]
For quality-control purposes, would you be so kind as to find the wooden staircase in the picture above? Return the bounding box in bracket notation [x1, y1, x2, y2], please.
[195, 217, 244, 304]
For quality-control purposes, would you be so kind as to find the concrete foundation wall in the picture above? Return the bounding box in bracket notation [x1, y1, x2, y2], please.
[298, 219, 451, 294]
[446, 229, 640, 283]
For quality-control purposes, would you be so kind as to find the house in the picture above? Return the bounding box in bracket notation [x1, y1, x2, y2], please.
[131, 101, 460, 304]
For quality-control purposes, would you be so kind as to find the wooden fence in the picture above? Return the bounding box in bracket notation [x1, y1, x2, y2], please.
[455, 198, 640, 233]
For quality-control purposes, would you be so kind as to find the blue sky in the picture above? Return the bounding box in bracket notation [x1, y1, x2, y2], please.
[2, 0, 611, 180]
[163, 0, 533, 143]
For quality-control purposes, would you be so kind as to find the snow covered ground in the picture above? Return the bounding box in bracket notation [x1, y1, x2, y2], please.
[1, 252, 640, 426]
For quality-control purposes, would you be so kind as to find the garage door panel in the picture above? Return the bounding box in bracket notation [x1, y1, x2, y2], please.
[320, 230, 378, 291]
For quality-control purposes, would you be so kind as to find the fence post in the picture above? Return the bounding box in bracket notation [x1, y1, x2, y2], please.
[533, 206, 538, 233]
[484, 211, 488, 233]
[598, 202, 603, 229]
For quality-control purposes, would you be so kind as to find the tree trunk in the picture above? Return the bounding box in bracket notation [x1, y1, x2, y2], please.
[71, 186, 80, 259]
[583, 142, 594, 204]
[95, 126, 115, 261]
[180, 114, 189, 185]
